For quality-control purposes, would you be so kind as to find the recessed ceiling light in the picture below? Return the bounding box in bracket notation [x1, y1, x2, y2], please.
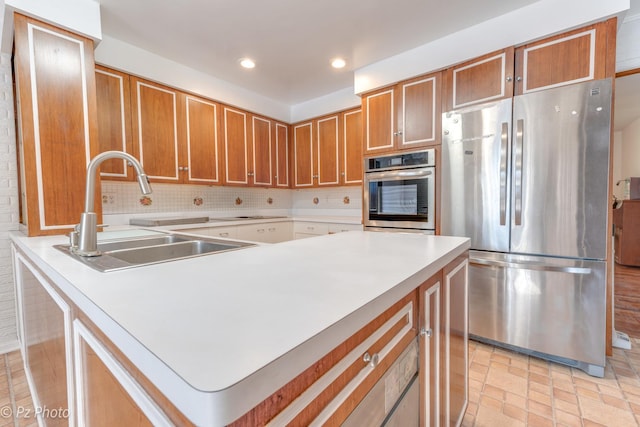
[240, 58, 256, 69]
[331, 58, 346, 69]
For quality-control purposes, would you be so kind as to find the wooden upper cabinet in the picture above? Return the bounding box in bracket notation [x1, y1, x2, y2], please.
[182, 95, 220, 184]
[223, 107, 249, 185]
[342, 108, 363, 185]
[251, 115, 273, 186]
[316, 115, 340, 186]
[293, 122, 314, 187]
[95, 66, 134, 181]
[274, 123, 290, 187]
[363, 88, 394, 153]
[364, 71, 441, 154]
[514, 19, 615, 95]
[13, 13, 100, 236]
[444, 48, 515, 111]
[130, 77, 181, 182]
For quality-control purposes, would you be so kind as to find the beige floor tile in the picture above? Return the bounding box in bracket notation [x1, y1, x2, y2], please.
[576, 386, 601, 400]
[529, 372, 551, 386]
[552, 398, 581, 416]
[479, 394, 502, 411]
[475, 405, 525, 427]
[529, 380, 552, 395]
[555, 409, 583, 426]
[529, 364, 550, 376]
[528, 389, 552, 406]
[527, 412, 554, 427]
[505, 392, 527, 409]
[601, 393, 632, 411]
[578, 395, 638, 427]
[554, 387, 579, 405]
[486, 367, 528, 397]
[502, 403, 527, 423]
[482, 384, 505, 401]
[573, 377, 600, 391]
[528, 400, 553, 418]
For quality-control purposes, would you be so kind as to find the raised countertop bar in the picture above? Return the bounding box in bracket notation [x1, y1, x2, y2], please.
[11, 230, 469, 425]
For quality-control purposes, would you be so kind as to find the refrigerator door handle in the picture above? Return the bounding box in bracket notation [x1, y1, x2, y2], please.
[500, 122, 509, 225]
[469, 256, 591, 274]
[514, 119, 524, 226]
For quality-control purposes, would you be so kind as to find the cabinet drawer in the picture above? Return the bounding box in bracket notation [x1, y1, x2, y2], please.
[179, 226, 237, 239]
[293, 222, 329, 235]
[230, 291, 418, 426]
[328, 223, 362, 234]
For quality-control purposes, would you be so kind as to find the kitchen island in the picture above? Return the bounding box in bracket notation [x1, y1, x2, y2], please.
[10, 230, 469, 426]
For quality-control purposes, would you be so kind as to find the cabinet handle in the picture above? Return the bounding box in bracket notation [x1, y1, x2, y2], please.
[420, 327, 432, 338]
[219, 232, 229, 237]
[306, 226, 314, 230]
[257, 228, 265, 233]
[268, 227, 276, 232]
[363, 352, 380, 368]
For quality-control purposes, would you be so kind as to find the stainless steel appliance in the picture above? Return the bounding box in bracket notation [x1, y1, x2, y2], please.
[441, 79, 612, 377]
[364, 149, 435, 233]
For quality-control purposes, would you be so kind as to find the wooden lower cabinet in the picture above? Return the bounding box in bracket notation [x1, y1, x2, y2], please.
[420, 254, 468, 427]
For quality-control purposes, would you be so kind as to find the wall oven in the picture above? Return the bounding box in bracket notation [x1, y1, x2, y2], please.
[364, 149, 436, 233]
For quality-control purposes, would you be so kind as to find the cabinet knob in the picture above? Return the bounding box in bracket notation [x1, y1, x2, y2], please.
[248, 172, 254, 177]
[420, 327, 433, 338]
[506, 76, 513, 82]
[516, 76, 522, 82]
[363, 352, 380, 368]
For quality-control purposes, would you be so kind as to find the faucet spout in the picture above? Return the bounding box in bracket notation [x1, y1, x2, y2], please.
[73, 151, 152, 257]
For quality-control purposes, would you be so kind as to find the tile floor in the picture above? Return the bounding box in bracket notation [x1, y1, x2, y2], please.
[0, 351, 36, 427]
[463, 338, 640, 427]
[1, 340, 640, 426]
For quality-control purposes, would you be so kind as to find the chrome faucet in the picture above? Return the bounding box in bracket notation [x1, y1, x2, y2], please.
[71, 151, 152, 256]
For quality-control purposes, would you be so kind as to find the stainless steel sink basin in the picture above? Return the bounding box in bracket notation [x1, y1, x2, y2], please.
[55, 233, 255, 272]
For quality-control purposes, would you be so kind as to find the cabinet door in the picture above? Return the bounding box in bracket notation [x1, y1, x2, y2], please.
[274, 123, 290, 187]
[95, 66, 134, 181]
[223, 107, 249, 185]
[316, 115, 340, 186]
[293, 122, 314, 187]
[342, 109, 362, 185]
[251, 116, 273, 186]
[15, 253, 74, 427]
[398, 74, 441, 149]
[13, 14, 100, 236]
[131, 78, 180, 182]
[444, 48, 515, 111]
[419, 272, 442, 427]
[182, 95, 220, 184]
[364, 88, 395, 153]
[514, 19, 614, 95]
[443, 255, 468, 427]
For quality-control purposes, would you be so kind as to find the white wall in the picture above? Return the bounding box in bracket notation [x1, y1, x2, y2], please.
[0, 52, 20, 353]
[620, 116, 640, 180]
[354, 0, 630, 95]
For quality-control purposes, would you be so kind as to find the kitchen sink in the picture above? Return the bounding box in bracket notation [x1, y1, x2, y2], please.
[54, 233, 255, 272]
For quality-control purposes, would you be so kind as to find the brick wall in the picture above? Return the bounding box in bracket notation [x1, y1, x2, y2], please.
[0, 53, 20, 353]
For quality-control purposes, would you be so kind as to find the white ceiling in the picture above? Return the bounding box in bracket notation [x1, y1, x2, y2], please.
[98, 0, 539, 105]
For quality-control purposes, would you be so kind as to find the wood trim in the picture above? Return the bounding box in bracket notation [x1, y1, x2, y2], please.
[616, 68, 640, 78]
[419, 271, 442, 427]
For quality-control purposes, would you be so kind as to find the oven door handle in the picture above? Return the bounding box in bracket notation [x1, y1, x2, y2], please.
[366, 168, 433, 181]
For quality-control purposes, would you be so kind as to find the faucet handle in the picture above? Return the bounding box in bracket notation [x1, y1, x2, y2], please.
[69, 227, 79, 249]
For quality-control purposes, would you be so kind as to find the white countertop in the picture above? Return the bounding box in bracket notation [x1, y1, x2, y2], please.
[11, 230, 468, 426]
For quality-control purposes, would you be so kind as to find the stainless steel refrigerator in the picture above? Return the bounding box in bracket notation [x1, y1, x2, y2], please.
[441, 79, 612, 377]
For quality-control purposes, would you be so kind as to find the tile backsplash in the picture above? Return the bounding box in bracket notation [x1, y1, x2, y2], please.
[101, 182, 362, 224]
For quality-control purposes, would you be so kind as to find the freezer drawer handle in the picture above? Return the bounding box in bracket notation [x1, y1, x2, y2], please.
[469, 257, 592, 274]
[500, 122, 509, 225]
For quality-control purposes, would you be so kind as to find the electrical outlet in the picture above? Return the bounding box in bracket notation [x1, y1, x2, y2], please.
[102, 193, 115, 204]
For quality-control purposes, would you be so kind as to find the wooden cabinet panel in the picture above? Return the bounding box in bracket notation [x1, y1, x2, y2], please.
[183, 96, 220, 183]
[293, 122, 314, 187]
[364, 89, 394, 153]
[399, 76, 439, 148]
[514, 20, 613, 94]
[444, 48, 515, 111]
[14, 13, 100, 236]
[223, 107, 249, 185]
[251, 116, 273, 186]
[317, 115, 340, 186]
[274, 123, 290, 187]
[95, 66, 134, 181]
[131, 78, 180, 182]
[342, 109, 362, 185]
